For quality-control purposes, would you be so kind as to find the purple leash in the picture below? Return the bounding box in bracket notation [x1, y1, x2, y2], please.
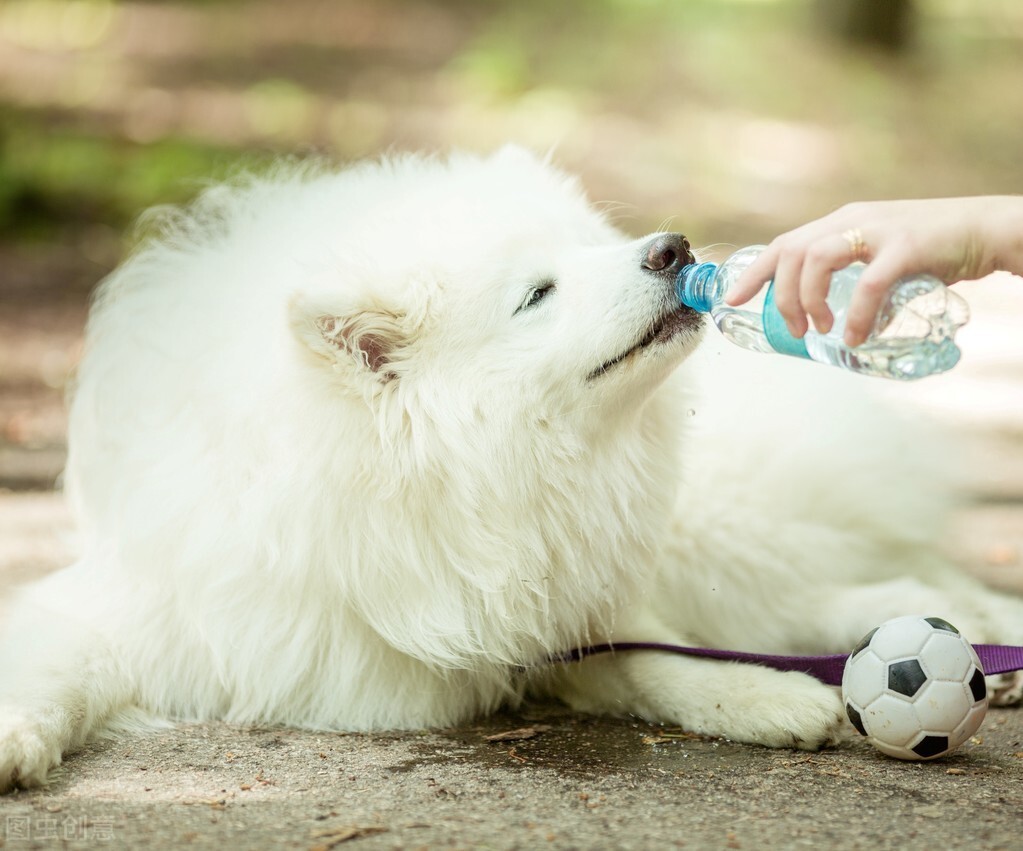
[561, 641, 1023, 686]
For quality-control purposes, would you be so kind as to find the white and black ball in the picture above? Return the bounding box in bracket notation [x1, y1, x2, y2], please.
[842, 615, 988, 760]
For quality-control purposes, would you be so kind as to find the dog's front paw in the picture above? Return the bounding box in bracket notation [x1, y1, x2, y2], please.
[0, 711, 62, 793]
[625, 656, 849, 751]
[726, 675, 847, 750]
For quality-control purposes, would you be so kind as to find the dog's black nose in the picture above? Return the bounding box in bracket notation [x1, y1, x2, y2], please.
[642, 233, 695, 276]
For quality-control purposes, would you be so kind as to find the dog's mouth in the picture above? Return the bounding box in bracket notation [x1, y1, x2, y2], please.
[587, 304, 701, 381]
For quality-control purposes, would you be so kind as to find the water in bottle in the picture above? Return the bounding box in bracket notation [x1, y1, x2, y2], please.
[677, 245, 970, 380]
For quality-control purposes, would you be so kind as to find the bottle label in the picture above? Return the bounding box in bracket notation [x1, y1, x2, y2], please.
[763, 283, 810, 359]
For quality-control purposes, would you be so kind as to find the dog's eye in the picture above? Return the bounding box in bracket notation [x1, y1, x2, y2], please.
[517, 280, 556, 314]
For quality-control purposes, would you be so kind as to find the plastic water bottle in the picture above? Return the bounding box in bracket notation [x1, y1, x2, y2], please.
[677, 245, 970, 380]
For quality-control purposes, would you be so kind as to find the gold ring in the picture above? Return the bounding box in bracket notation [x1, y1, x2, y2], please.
[842, 228, 868, 262]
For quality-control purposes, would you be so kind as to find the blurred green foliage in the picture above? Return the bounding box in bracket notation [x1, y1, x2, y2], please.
[0, 0, 1021, 250]
[0, 109, 256, 239]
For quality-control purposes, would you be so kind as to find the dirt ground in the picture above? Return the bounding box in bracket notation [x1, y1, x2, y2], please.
[3, 695, 1023, 850]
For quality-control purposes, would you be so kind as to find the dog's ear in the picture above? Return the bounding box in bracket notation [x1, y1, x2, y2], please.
[288, 293, 407, 380]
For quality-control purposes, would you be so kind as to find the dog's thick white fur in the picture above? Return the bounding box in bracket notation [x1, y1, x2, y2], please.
[2, 147, 1022, 790]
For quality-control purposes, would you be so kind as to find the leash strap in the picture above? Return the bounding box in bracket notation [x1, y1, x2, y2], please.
[560, 641, 1023, 687]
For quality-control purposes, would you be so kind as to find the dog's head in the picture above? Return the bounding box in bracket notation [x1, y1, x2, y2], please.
[289, 147, 705, 439]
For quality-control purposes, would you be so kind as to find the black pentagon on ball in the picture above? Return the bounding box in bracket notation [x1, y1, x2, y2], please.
[969, 668, 987, 702]
[851, 627, 878, 659]
[912, 735, 950, 759]
[888, 659, 928, 697]
[846, 702, 867, 737]
[924, 617, 960, 634]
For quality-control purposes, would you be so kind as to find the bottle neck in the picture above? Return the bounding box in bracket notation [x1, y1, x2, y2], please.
[677, 262, 723, 313]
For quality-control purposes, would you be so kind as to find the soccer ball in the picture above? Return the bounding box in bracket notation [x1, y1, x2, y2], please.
[842, 615, 988, 760]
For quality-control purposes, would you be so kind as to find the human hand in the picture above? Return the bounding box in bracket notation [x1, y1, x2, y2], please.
[725, 196, 1023, 346]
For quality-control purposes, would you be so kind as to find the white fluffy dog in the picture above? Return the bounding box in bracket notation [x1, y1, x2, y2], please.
[2, 147, 1021, 790]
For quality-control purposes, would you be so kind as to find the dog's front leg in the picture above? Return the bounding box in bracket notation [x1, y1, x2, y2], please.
[546, 649, 846, 749]
[0, 568, 129, 792]
[537, 606, 848, 750]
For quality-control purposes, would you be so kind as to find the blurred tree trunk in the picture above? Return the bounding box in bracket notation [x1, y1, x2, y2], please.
[817, 0, 916, 51]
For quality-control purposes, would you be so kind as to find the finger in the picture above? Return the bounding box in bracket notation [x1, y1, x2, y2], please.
[727, 246, 780, 306]
[771, 248, 808, 338]
[843, 252, 909, 347]
[799, 231, 872, 334]
[798, 242, 840, 335]
[726, 215, 845, 306]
